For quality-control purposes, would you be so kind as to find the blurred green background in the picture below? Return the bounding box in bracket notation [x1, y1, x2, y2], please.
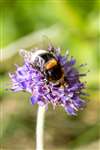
[0, 0, 100, 150]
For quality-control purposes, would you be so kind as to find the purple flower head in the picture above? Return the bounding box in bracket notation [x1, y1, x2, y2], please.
[9, 47, 87, 115]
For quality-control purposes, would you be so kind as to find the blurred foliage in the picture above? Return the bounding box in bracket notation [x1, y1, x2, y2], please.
[0, 0, 100, 150]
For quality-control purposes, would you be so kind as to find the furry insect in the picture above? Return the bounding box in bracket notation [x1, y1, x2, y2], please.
[20, 49, 64, 83]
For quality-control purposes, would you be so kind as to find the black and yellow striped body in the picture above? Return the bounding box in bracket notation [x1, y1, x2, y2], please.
[39, 53, 63, 81]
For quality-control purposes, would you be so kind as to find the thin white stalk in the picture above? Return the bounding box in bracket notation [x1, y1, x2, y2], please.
[36, 106, 46, 150]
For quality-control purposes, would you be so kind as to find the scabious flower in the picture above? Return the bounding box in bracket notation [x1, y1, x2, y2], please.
[9, 46, 87, 115]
